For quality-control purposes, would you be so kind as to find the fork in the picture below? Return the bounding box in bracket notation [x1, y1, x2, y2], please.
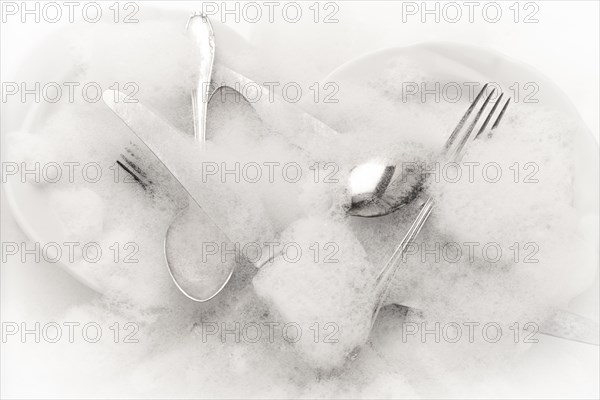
[370, 84, 510, 329]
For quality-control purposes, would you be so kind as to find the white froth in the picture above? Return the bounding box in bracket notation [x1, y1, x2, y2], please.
[3, 12, 598, 400]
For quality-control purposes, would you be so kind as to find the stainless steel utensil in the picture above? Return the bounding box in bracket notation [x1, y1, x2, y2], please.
[161, 12, 230, 302]
[103, 89, 236, 302]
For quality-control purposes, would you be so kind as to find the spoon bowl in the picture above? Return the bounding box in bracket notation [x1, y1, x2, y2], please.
[346, 160, 425, 217]
[165, 205, 236, 302]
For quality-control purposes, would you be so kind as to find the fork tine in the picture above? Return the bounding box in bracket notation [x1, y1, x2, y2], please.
[119, 144, 153, 189]
[489, 97, 511, 136]
[444, 83, 488, 151]
[118, 157, 150, 189]
[474, 93, 503, 140]
[452, 88, 496, 157]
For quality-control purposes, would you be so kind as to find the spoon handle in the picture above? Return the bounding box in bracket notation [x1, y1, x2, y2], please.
[187, 12, 215, 144]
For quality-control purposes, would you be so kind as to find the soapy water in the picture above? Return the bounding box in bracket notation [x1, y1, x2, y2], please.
[2, 14, 599, 399]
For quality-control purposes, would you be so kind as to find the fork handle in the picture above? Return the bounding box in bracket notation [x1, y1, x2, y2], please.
[371, 197, 434, 327]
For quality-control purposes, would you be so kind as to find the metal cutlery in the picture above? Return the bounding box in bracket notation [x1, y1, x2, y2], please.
[104, 89, 236, 302]
[161, 12, 234, 302]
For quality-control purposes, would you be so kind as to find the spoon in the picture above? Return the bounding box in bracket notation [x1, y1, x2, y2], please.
[162, 12, 240, 302]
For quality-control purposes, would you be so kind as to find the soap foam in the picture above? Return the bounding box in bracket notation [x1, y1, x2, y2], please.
[3, 13, 598, 400]
[253, 216, 377, 369]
